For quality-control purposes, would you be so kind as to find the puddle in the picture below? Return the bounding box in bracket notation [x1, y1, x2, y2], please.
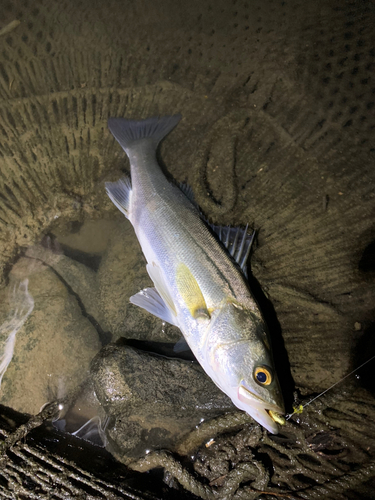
[0, 218, 118, 416]
[0, 217, 232, 456]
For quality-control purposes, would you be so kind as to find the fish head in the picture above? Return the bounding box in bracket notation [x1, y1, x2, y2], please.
[205, 300, 285, 433]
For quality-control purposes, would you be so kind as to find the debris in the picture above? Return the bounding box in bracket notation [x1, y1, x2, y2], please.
[0, 20, 21, 37]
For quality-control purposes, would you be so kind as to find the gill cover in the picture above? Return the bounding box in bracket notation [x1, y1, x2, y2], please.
[204, 301, 284, 433]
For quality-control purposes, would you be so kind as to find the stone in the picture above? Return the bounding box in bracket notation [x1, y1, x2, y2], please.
[90, 342, 235, 462]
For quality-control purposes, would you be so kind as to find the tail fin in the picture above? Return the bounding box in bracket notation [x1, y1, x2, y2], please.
[108, 114, 181, 154]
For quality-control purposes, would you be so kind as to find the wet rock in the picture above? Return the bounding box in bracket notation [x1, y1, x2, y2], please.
[0, 259, 101, 415]
[90, 342, 235, 463]
[0, 218, 183, 416]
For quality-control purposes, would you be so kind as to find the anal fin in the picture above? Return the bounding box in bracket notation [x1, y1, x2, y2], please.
[173, 337, 191, 353]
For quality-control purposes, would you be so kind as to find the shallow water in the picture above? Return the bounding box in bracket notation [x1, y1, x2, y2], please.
[0, 219, 115, 416]
[0, 217, 233, 455]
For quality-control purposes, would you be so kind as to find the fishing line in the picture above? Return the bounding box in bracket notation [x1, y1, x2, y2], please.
[286, 353, 375, 420]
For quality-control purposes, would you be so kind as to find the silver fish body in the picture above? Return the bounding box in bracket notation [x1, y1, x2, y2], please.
[106, 115, 284, 433]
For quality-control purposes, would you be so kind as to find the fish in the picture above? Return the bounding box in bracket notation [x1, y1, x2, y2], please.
[105, 115, 285, 433]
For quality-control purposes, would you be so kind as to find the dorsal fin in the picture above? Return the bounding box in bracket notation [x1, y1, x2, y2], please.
[178, 182, 196, 203]
[210, 224, 255, 278]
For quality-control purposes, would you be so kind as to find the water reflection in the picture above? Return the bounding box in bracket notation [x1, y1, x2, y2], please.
[0, 278, 34, 389]
[0, 218, 232, 459]
[0, 223, 106, 415]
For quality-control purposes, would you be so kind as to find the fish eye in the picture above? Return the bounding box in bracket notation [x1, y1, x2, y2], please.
[254, 366, 272, 386]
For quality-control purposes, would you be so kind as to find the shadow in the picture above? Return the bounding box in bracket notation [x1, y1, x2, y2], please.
[117, 337, 198, 362]
[53, 241, 103, 271]
[246, 265, 295, 413]
[355, 231, 375, 394]
[359, 238, 375, 274]
[353, 322, 375, 395]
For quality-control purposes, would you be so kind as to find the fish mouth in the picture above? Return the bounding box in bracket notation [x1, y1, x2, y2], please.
[237, 384, 285, 434]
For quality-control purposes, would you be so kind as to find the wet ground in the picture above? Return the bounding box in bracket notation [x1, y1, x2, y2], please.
[0, 0, 374, 498]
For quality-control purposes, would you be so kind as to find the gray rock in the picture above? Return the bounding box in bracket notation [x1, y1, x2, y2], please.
[90, 342, 235, 462]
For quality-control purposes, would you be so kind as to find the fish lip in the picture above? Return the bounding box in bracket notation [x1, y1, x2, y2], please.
[237, 384, 285, 431]
[238, 384, 284, 412]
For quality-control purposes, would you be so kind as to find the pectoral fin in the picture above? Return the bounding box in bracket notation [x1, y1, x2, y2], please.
[176, 263, 210, 320]
[130, 287, 179, 327]
[146, 263, 177, 317]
